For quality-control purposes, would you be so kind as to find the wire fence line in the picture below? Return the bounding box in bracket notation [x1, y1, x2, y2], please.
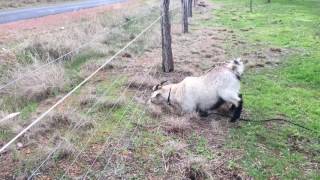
[95, 87, 158, 179]
[0, 3, 182, 179]
[81, 15, 180, 176]
[89, 88, 151, 179]
[28, 33, 158, 178]
[59, 64, 157, 179]
[0, 14, 162, 154]
[0, 5, 162, 92]
[30, 7, 181, 179]
[28, 60, 134, 178]
[67, 8, 182, 177]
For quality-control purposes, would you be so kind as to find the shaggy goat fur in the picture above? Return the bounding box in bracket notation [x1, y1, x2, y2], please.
[150, 58, 244, 122]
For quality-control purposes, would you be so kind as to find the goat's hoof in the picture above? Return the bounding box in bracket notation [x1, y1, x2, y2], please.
[230, 118, 237, 122]
[198, 111, 209, 117]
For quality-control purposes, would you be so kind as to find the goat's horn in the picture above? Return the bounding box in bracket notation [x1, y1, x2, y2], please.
[160, 80, 168, 85]
[152, 84, 161, 91]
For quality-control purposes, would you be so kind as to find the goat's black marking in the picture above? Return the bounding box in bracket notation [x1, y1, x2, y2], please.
[210, 97, 225, 110]
[230, 94, 243, 122]
[235, 74, 241, 81]
[233, 60, 240, 65]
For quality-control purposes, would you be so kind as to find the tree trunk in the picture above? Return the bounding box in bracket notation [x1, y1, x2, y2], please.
[161, 0, 174, 72]
[181, 0, 188, 33]
[250, 0, 253, 12]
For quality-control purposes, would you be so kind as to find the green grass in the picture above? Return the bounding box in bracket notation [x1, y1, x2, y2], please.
[188, 133, 215, 160]
[65, 50, 106, 72]
[20, 102, 38, 120]
[202, 0, 320, 179]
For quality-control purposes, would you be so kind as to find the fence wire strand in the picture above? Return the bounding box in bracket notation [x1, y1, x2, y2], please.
[0, 14, 162, 154]
[0, 6, 161, 92]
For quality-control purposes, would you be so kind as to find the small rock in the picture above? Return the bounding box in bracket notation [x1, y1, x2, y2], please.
[205, 54, 212, 58]
[270, 47, 282, 53]
[257, 55, 267, 59]
[198, 2, 207, 7]
[122, 53, 132, 58]
[15, 175, 27, 180]
[240, 28, 250, 31]
[103, 64, 114, 70]
[191, 51, 200, 54]
[129, 34, 135, 40]
[255, 63, 265, 67]
[17, 142, 23, 149]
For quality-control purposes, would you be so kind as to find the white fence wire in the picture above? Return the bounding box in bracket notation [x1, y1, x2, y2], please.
[0, 3, 181, 179]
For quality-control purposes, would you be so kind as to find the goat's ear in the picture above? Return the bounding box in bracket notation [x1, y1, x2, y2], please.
[233, 59, 239, 65]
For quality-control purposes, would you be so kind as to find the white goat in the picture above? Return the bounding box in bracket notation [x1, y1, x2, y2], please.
[150, 58, 244, 122]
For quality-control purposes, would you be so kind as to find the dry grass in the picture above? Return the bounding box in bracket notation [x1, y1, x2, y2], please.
[162, 116, 192, 135]
[0, 0, 161, 110]
[0, 111, 22, 135]
[127, 74, 158, 90]
[2, 63, 69, 104]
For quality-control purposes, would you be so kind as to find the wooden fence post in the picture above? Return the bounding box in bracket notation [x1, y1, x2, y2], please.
[188, 0, 193, 17]
[181, 0, 188, 33]
[161, 0, 174, 72]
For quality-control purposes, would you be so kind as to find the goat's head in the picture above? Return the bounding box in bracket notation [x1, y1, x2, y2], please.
[150, 81, 172, 105]
[227, 57, 245, 76]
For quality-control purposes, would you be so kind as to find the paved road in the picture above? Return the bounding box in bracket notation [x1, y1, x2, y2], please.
[0, 0, 126, 24]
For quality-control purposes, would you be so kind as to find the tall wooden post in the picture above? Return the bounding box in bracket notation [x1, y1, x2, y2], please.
[161, 0, 174, 72]
[181, 0, 188, 33]
[188, 0, 193, 17]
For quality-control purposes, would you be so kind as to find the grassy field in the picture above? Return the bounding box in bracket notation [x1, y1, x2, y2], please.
[0, 0, 319, 178]
[202, 0, 320, 178]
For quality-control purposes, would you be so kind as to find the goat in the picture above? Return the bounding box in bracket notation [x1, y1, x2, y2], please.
[150, 58, 244, 122]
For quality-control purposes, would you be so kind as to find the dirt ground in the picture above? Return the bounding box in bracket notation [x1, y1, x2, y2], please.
[0, 0, 288, 179]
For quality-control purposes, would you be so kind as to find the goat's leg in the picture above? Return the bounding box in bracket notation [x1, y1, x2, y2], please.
[230, 94, 243, 122]
[196, 105, 209, 117]
[210, 97, 225, 110]
[219, 92, 243, 122]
